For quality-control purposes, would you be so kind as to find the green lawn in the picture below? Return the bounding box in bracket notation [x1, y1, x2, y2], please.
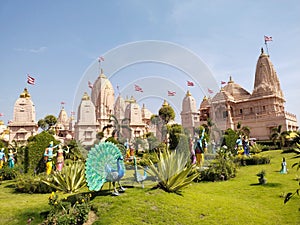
[0, 150, 299, 225]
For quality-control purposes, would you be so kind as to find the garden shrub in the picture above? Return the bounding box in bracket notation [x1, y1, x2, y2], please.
[234, 155, 271, 166]
[197, 146, 237, 182]
[0, 167, 18, 180]
[42, 192, 91, 225]
[15, 173, 55, 193]
[250, 143, 265, 154]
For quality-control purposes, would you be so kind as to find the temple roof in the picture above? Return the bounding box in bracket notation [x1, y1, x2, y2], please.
[222, 76, 251, 101]
[251, 48, 284, 99]
[182, 90, 197, 113]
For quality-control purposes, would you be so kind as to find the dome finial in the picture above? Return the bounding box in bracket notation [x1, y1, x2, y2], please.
[162, 99, 168, 107]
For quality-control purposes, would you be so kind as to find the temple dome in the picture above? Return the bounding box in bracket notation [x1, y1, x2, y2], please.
[222, 76, 251, 101]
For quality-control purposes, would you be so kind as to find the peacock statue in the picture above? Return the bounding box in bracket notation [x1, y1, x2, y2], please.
[85, 142, 126, 196]
[133, 156, 148, 188]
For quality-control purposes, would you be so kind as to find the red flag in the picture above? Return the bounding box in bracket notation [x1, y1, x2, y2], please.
[221, 81, 226, 85]
[208, 88, 214, 94]
[88, 81, 93, 89]
[0, 113, 4, 117]
[187, 81, 194, 86]
[134, 84, 143, 92]
[168, 91, 176, 96]
[61, 101, 66, 105]
[27, 74, 35, 85]
[98, 56, 104, 62]
[264, 35, 272, 42]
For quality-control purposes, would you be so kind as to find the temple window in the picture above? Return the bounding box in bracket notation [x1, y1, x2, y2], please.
[240, 109, 243, 114]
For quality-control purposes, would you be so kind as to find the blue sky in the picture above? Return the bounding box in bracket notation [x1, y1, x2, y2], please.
[0, 0, 299, 126]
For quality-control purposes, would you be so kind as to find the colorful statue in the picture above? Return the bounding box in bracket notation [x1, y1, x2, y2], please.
[280, 157, 287, 174]
[236, 135, 244, 155]
[195, 129, 205, 167]
[0, 148, 6, 169]
[44, 141, 58, 175]
[189, 137, 196, 165]
[125, 139, 131, 161]
[243, 136, 250, 155]
[85, 142, 126, 196]
[55, 144, 69, 172]
[8, 149, 17, 168]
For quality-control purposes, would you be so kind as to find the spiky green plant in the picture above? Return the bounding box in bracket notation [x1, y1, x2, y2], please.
[42, 161, 86, 193]
[147, 149, 198, 194]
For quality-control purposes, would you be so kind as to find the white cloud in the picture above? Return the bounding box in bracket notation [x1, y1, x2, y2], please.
[14, 46, 48, 53]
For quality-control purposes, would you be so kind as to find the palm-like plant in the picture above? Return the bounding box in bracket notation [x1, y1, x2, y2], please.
[271, 125, 288, 148]
[146, 149, 198, 194]
[42, 161, 86, 193]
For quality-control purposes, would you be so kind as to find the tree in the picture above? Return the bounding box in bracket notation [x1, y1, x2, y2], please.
[64, 139, 86, 161]
[158, 102, 175, 145]
[109, 115, 131, 140]
[236, 121, 250, 137]
[158, 103, 175, 124]
[145, 132, 160, 152]
[132, 137, 146, 155]
[38, 115, 57, 132]
[168, 124, 184, 150]
[271, 125, 288, 149]
[224, 128, 239, 154]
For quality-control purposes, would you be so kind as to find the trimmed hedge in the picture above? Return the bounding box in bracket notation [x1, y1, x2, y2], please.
[234, 155, 271, 166]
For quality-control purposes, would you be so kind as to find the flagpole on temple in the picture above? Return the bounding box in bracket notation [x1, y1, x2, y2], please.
[264, 35, 272, 55]
[265, 40, 269, 55]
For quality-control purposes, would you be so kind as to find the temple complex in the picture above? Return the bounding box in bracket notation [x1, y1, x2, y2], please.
[181, 48, 298, 140]
[1, 48, 298, 145]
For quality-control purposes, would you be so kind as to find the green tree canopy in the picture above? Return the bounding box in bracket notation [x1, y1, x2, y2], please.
[158, 101, 175, 124]
[38, 115, 57, 131]
[168, 124, 184, 150]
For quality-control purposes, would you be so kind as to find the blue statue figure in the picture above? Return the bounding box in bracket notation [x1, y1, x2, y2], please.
[243, 136, 250, 156]
[8, 149, 17, 168]
[195, 129, 205, 167]
[280, 157, 287, 174]
[0, 148, 6, 169]
[44, 141, 58, 175]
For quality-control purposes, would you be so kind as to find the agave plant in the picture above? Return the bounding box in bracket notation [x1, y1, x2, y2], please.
[147, 149, 198, 194]
[42, 161, 86, 193]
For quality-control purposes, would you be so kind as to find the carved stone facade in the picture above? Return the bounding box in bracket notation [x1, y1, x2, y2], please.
[74, 92, 99, 146]
[187, 49, 298, 141]
[75, 70, 153, 146]
[8, 88, 38, 143]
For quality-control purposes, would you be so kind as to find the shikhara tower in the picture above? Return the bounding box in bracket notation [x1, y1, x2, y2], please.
[8, 88, 38, 143]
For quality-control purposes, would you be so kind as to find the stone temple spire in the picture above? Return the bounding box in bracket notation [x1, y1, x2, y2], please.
[251, 48, 284, 100]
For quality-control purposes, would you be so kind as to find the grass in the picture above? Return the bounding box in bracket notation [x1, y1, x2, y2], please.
[0, 150, 299, 225]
